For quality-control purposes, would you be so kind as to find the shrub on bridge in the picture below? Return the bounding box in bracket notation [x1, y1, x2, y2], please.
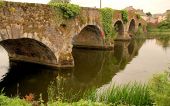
[99, 8, 116, 41]
[136, 14, 141, 19]
[121, 10, 128, 23]
[49, 3, 81, 19]
[0, 0, 4, 7]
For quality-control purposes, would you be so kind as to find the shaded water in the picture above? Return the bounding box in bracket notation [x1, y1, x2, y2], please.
[0, 38, 170, 101]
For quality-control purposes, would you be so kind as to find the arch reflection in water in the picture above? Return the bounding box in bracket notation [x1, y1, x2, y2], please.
[0, 39, 144, 102]
[0, 45, 9, 81]
[59, 40, 143, 100]
[0, 61, 59, 101]
[47, 48, 121, 101]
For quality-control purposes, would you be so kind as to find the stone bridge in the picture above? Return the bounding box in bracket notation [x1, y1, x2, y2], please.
[0, 1, 147, 68]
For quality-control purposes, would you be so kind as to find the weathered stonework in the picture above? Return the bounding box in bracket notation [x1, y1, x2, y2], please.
[0, 1, 147, 68]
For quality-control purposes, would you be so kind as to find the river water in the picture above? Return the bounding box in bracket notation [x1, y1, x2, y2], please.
[0, 38, 170, 101]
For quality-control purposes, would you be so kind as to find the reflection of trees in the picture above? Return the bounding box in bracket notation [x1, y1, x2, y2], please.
[156, 36, 170, 48]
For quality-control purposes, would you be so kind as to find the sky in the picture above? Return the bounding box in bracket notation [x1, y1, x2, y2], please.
[5, 0, 170, 14]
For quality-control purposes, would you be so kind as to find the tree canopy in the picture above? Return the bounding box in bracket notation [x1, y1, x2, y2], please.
[146, 12, 152, 17]
[49, 0, 70, 4]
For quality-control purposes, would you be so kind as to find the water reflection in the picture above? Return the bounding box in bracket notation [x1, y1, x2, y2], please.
[0, 61, 57, 101]
[0, 39, 145, 101]
[156, 38, 170, 48]
[111, 39, 170, 85]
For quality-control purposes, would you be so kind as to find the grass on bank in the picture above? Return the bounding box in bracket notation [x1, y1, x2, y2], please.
[95, 83, 152, 106]
[0, 72, 170, 106]
[0, 94, 32, 106]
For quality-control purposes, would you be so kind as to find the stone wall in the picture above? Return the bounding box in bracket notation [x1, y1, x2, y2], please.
[0, 1, 147, 68]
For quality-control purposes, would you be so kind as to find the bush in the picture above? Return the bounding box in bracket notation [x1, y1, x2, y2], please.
[136, 14, 141, 19]
[99, 8, 116, 41]
[0, 94, 32, 106]
[158, 20, 170, 29]
[49, 3, 81, 19]
[0, 0, 4, 7]
[121, 10, 128, 23]
[148, 72, 170, 106]
[49, 0, 70, 4]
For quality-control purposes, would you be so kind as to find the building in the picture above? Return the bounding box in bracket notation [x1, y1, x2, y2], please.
[152, 14, 166, 23]
[124, 6, 148, 21]
[124, 6, 169, 24]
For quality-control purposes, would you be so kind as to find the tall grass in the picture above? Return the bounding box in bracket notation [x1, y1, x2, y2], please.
[0, 94, 32, 106]
[95, 83, 152, 106]
[47, 100, 108, 106]
[148, 72, 170, 106]
[47, 75, 84, 102]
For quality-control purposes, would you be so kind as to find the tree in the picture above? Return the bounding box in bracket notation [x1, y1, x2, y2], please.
[167, 13, 170, 21]
[49, 0, 70, 4]
[146, 12, 152, 17]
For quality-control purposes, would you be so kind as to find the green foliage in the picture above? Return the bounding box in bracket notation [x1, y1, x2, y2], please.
[134, 25, 145, 38]
[48, 75, 67, 102]
[136, 14, 141, 19]
[47, 75, 85, 103]
[96, 83, 152, 106]
[158, 20, 170, 29]
[148, 72, 170, 106]
[121, 10, 128, 23]
[47, 99, 108, 106]
[167, 13, 170, 21]
[0, 0, 4, 7]
[49, 0, 70, 4]
[49, 3, 81, 19]
[146, 12, 152, 16]
[0, 94, 31, 106]
[99, 8, 116, 41]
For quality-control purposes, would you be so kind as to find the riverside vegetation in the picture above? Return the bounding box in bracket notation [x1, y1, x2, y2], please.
[147, 16, 170, 37]
[0, 71, 170, 106]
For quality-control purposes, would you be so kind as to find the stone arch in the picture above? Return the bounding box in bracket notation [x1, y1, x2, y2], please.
[128, 19, 136, 37]
[138, 23, 142, 27]
[0, 38, 57, 66]
[72, 25, 104, 47]
[114, 20, 124, 38]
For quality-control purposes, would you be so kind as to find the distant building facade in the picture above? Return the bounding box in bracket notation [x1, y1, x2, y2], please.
[124, 6, 148, 22]
[124, 6, 169, 24]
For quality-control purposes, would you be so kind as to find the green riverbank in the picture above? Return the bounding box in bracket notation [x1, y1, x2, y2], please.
[1, 72, 170, 106]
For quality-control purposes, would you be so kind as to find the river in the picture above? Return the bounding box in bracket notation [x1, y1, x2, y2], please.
[0, 38, 170, 101]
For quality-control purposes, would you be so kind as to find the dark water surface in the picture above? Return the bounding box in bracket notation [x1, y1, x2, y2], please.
[0, 39, 170, 101]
